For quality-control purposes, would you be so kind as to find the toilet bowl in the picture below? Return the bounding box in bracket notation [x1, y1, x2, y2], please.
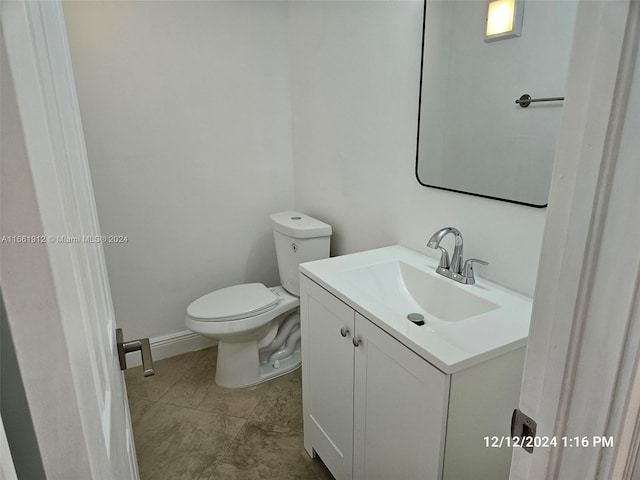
[186, 284, 300, 387]
[185, 211, 331, 388]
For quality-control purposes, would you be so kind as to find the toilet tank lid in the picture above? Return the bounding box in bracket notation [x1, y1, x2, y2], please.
[270, 211, 332, 239]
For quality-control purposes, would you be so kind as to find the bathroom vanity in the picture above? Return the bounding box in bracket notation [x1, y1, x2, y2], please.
[299, 246, 532, 480]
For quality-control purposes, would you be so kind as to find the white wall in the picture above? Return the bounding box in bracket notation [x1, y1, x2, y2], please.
[288, 0, 546, 297]
[63, 1, 295, 340]
[64, 0, 549, 348]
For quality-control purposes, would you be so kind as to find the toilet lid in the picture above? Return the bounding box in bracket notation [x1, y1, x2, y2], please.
[187, 283, 278, 321]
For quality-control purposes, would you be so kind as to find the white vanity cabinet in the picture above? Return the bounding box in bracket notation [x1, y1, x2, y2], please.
[300, 273, 525, 480]
[301, 274, 448, 479]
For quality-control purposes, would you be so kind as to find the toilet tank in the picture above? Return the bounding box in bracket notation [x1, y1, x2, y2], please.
[270, 211, 332, 296]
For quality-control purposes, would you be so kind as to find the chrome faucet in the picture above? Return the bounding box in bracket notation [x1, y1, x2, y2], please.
[427, 227, 488, 285]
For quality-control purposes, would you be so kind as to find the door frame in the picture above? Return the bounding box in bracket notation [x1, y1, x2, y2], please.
[510, 1, 640, 478]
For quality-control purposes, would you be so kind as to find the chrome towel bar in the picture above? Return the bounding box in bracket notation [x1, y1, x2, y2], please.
[515, 93, 565, 108]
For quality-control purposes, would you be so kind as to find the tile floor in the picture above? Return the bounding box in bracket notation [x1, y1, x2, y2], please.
[125, 347, 334, 480]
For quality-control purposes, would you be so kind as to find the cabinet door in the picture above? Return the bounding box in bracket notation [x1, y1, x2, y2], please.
[353, 314, 449, 480]
[300, 275, 355, 480]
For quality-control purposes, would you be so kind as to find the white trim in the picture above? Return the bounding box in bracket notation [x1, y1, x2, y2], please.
[601, 3, 640, 477]
[550, 2, 640, 477]
[609, 286, 640, 479]
[126, 330, 216, 368]
[511, 1, 640, 478]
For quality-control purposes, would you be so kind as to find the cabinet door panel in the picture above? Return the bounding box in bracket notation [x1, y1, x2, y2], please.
[353, 314, 449, 480]
[300, 275, 355, 480]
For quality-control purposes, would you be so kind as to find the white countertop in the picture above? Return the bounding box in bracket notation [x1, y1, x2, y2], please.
[300, 245, 532, 374]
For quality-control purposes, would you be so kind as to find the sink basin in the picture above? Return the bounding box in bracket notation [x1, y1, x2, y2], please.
[299, 245, 532, 373]
[340, 260, 499, 324]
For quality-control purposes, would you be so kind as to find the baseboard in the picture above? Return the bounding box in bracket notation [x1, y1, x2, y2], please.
[126, 330, 216, 367]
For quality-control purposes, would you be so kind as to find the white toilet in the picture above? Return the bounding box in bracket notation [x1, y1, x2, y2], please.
[185, 211, 331, 388]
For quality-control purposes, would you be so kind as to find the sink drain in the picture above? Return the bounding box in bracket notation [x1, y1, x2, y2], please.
[407, 313, 425, 326]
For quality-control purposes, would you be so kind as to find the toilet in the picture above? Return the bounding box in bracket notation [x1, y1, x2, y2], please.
[185, 211, 331, 388]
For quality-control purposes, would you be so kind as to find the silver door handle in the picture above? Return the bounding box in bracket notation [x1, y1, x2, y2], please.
[116, 328, 155, 377]
[352, 337, 362, 347]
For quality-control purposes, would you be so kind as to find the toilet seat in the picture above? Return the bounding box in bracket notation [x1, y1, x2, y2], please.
[186, 283, 277, 321]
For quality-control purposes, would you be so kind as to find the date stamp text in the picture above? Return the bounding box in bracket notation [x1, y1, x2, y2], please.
[484, 436, 614, 449]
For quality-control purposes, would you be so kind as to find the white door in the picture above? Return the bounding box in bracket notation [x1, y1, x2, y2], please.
[0, 415, 18, 480]
[510, 1, 640, 479]
[352, 313, 448, 480]
[301, 275, 355, 480]
[1, 1, 139, 478]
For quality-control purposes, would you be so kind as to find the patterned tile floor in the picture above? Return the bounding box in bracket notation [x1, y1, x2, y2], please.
[125, 347, 334, 480]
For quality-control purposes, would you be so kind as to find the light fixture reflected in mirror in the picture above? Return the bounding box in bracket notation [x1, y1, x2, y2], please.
[485, 0, 524, 42]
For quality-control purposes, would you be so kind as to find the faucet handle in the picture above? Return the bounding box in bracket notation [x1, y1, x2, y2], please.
[436, 247, 450, 269]
[462, 258, 488, 284]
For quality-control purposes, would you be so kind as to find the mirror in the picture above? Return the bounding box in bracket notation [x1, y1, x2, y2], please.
[416, 0, 578, 207]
